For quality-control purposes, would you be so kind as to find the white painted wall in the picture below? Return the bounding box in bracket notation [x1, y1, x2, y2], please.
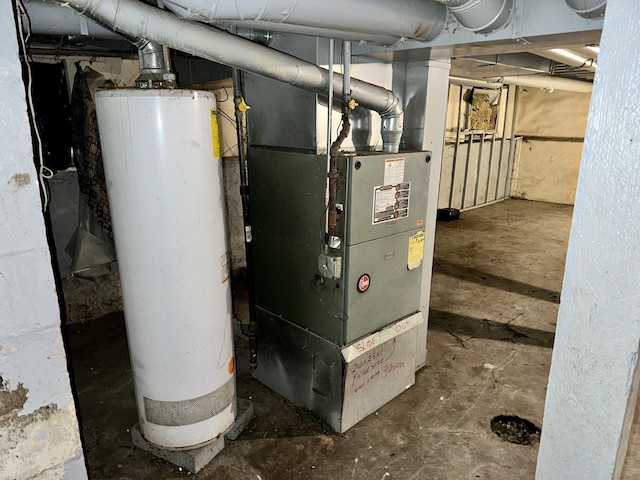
[536, 1, 640, 478]
[511, 88, 591, 205]
[512, 140, 583, 204]
[0, 3, 86, 478]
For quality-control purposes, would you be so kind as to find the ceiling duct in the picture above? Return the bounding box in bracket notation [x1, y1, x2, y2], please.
[161, 0, 448, 43]
[57, 0, 405, 152]
[565, 0, 606, 19]
[433, 0, 513, 34]
[23, 0, 121, 38]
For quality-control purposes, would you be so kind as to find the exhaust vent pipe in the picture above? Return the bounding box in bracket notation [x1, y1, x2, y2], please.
[565, 0, 606, 19]
[434, 0, 513, 34]
[58, 0, 404, 152]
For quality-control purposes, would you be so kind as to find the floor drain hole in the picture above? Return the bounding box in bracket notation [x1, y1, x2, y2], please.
[490, 415, 540, 445]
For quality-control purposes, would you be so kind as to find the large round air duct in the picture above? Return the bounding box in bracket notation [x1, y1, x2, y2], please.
[565, 0, 606, 19]
[94, 89, 236, 450]
[435, 0, 513, 34]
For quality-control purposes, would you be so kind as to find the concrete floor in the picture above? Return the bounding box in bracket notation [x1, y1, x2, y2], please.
[66, 199, 603, 479]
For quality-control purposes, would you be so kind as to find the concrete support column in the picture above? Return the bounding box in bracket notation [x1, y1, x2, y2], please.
[0, 5, 87, 479]
[536, 1, 640, 478]
[393, 58, 451, 367]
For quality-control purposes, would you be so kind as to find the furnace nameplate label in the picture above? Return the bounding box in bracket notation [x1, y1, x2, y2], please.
[383, 157, 405, 185]
[372, 182, 411, 224]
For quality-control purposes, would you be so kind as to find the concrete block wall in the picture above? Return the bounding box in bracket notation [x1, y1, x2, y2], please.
[0, 4, 86, 478]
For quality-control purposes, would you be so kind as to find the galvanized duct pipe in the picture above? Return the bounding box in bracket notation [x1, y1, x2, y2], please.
[161, 0, 447, 43]
[136, 41, 175, 87]
[23, 0, 121, 38]
[565, 0, 606, 19]
[433, 0, 513, 33]
[58, 0, 404, 152]
[26, 0, 401, 45]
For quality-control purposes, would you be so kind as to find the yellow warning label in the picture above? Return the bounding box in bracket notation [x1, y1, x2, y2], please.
[407, 230, 425, 270]
[210, 108, 221, 158]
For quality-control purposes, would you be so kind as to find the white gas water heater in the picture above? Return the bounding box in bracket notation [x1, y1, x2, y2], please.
[95, 89, 236, 450]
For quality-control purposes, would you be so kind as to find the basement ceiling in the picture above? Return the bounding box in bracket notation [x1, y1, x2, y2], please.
[450, 45, 598, 83]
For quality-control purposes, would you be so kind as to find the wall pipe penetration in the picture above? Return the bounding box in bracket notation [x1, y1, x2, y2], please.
[57, 0, 405, 153]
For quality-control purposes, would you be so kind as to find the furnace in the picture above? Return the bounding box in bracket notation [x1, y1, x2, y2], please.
[250, 148, 431, 432]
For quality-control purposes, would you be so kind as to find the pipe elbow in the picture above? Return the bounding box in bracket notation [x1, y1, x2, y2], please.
[380, 97, 404, 154]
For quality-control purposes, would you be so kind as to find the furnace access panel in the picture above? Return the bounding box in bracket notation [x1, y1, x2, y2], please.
[249, 149, 430, 346]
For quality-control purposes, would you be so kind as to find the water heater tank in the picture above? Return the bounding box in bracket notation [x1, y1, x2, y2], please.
[95, 89, 235, 449]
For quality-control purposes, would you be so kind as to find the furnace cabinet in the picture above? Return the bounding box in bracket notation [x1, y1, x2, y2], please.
[250, 149, 431, 432]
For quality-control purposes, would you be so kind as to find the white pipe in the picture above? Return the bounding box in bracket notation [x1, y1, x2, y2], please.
[59, 0, 405, 152]
[327, 39, 334, 164]
[449, 75, 502, 89]
[494, 75, 593, 93]
[343, 41, 351, 98]
[565, 0, 606, 19]
[433, 0, 513, 33]
[574, 45, 600, 59]
[162, 0, 447, 42]
[534, 48, 597, 72]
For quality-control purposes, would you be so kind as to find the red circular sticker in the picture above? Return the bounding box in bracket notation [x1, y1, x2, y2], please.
[357, 274, 371, 293]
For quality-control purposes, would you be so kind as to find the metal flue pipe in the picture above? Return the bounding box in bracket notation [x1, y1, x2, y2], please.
[58, 0, 404, 153]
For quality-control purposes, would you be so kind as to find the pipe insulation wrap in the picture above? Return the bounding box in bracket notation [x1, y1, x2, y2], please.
[161, 0, 447, 42]
[60, 0, 404, 152]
